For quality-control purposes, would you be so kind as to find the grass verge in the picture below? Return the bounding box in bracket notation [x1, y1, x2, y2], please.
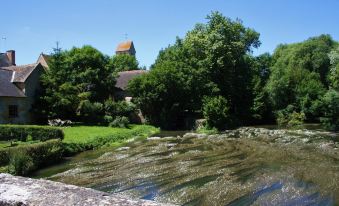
[62, 125, 159, 155]
[0, 124, 159, 176]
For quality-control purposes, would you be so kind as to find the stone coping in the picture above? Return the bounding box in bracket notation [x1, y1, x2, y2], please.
[0, 173, 176, 206]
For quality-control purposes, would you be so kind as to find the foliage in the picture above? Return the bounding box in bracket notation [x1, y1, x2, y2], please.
[251, 53, 274, 123]
[29, 12, 339, 132]
[103, 100, 136, 126]
[0, 139, 64, 175]
[8, 151, 34, 176]
[196, 126, 219, 135]
[109, 116, 130, 128]
[328, 46, 339, 90]
[202, 96, 235, 130]
[77, 101, 104, 123]
[276, 105, 306, 128]
[129, 61, 193, 129]
[109, 54, 139, 72]
[104, 100, 136, 118]
[39, 45, 115, 122]
[320, 90, 339, 131]
[129, 12, 260, 129]
[266, 35, 335, 122]
[0, 125, 64, 141]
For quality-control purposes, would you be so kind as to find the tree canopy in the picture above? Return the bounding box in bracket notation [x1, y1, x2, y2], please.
[266, 35, 336, 121]
[109, 54, 139, 72]
[129, 12, 262, 129]
[33, 11, 339, 131]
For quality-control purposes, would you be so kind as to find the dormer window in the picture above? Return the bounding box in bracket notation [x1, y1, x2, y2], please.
[8, 105, 18, 118]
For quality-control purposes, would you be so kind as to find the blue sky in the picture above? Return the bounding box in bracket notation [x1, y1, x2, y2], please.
[1, 0, 339, 68]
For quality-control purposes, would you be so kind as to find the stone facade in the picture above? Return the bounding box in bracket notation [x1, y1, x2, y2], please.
[0, 54, 44, 124]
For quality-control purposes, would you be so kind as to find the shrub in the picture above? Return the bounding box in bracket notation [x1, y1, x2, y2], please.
[202, 96, 236, 130]
[103, 115, 113, 124]
[276, 105, 305, 128]
[0, 139, 64, 175]
[26, 135, 33, 142]
[104, 100, 136, 118]
[8, 151, 34, 176]
[0, 125, 64, 141]
[77, 100, 104, 123]
[109, 116, 130, 128]
[320, 89, 339, 131]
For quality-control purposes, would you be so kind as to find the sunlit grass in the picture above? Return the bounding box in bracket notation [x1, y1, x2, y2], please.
[62, 124, 159, 144]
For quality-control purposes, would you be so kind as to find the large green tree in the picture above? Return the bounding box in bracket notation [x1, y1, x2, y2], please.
[266, 35, 336, 122]
[129, 12, 261, 129]
[320, 45, 339, 130]
[328, 46, 339, 90]
[109, 54, 139, 72]
[40, 45, 115, 121]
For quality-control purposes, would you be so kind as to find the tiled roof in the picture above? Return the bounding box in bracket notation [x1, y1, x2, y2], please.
[0, 53, 11, 67]
[116, 41, 133, 52]
[37, 53, 50, 68]
[1, 63, 38, 82]
[115, 70, 148, 90]
[0, 69, 26, 97]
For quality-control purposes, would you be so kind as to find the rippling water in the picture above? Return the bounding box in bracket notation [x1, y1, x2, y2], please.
[39, 127, 339, 205]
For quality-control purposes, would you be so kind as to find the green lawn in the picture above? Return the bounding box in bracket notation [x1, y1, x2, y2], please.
[62, 125, 159, 144]
[0, 124, 159, 175]
[61, 124, 159, 154]
[0, 124, 159, 156]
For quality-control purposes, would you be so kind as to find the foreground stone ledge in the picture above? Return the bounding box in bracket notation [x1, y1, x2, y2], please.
[0, 173, 175, 206]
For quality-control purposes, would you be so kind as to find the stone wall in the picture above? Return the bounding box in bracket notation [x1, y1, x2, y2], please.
[0, 173, 176, 206]
[0, 97, 29, 124]
[0, 64, 44, 124]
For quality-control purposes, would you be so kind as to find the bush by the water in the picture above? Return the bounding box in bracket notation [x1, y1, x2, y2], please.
[0, 125, 64, 141]
[8, 151, 34, 176]
[203, 96, 236, 130]
[276, 106, 306, 128]
[104, 100, 136, 126]
[0, 139, 64, 175]
[320, 89, 339, 131]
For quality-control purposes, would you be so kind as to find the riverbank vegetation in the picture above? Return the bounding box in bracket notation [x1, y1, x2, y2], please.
[26, 11, 339, 132]
[0, 125, 158, 175]
[33, 46, 140, 126]
[128, 12, 339, 131]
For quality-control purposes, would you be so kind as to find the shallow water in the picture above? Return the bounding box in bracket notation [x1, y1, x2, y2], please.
[36, 127, 339, 206]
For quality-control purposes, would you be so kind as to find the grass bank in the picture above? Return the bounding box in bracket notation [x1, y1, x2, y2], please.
[0, 124, 159, 175]
[62, 125, 159, 154]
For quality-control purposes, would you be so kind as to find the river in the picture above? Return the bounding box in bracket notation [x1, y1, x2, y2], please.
[32, 126, 339, 206]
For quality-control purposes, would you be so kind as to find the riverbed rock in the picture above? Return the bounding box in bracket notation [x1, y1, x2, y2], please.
[0, 173, 176, 206]
[147, 136, 161, 140]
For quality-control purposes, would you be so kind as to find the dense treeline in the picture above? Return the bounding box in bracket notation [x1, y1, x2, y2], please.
[34, 11, 338, 131]
[129, 12, 339, 130]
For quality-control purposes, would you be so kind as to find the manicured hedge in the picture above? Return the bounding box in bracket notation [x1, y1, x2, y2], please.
[0, 139, 64, 175]
[0, 125, 64, 141]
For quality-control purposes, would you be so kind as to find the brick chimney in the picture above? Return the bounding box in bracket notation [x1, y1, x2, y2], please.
[6, 50, 15, 66]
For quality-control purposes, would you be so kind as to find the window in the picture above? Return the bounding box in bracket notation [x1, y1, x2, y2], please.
[8, 105, 18, 118]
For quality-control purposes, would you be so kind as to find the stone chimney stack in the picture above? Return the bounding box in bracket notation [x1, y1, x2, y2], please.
[6, 50, 15, 66]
